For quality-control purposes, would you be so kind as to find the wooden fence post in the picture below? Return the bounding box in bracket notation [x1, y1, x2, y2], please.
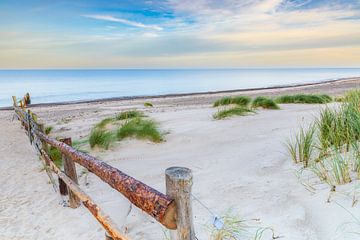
[12, 96, 18, 107]
[27, 109, 32, 144]
[58, 139, 68, 196]
[165, 167, 195, 240]
[38, 123, 49, 160]
[61, 138, 80, 208]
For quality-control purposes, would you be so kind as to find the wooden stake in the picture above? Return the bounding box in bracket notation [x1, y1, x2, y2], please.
[59, 177, 68, 196]
[165, 167, 195, 240]
[58, 138, 67, 196]
[38, 123, 49, 158]
[61, 138, 80, 208]
[12, 96, 18, 107]
[27, 110, 32, 144]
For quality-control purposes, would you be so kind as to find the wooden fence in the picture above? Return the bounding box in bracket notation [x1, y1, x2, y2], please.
[12, 96, 196, 240]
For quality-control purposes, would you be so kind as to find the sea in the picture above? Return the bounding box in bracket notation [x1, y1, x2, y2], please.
[1, 68, 360, 107]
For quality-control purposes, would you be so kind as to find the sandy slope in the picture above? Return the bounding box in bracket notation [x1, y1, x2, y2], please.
[1, 82, 360, 239]
[0, 112, 102, 240]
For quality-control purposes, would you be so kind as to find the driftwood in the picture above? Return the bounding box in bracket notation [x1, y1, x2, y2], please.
[35, 130, 177, 229]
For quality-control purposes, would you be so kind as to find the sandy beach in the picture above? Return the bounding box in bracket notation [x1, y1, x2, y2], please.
[2, 78, 360, 240]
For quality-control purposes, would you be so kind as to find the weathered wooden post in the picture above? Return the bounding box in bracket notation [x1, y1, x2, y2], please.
[61, 138, 81, 208]
[38, 123, 49, 159]
[12, 96, 18, 107]
[27, 109, 32, 144]
[165, 167, 195, 240]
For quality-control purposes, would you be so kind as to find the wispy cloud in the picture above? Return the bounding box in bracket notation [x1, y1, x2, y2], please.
[83, 14, 163, 31]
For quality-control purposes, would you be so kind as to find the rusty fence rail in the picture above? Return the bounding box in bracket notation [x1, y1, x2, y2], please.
[11, 96, 196, 240]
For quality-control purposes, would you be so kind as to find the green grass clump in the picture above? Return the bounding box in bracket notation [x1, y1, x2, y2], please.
[213, 107, 254, 120]
[311, 152, 352, 185]
[95, 117, 115, 129]
[45, 126, 53, 134]
[317, 98, 360, 151]
[88, 110, 163, 148]
[49, 146, 62, 168]
[287, 125, 316, 168]
[89, 128, 115, 149]
[117, 118, 163, 142]
[213, 96, 251, 107]
[275, 94, 332, 104]
[210, 210, 275, 240]
[144, 102, 153, 107]
[335, 96, 345, 102]
[116, 110, 145, 120]
[251, 96, 280, 109]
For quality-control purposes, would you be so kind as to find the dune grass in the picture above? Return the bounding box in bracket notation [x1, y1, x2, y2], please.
[251, 96, 280, 109]
[213, 96, 251, 107]
[89, 128, 115, 149]
[310, 152, 352, 185]
[316, 101, 360, 151]
[88, 109, 163, 149]
[144, 102, 153, 107]
[49, 146, 62, 168]
[289, 90, 360, 187]
[116, 110, 145, 120]
[275, 94, 332, 104]
[287, 125, 316, 167]
[210, 212, 247, 240]
[335, 96, 345, 102]
[209, 210, 275, 240]
[95, 117, 115, 129]
[45, 126, 53, 134]
[117, 118, 163, 142]
[213, 107, 254, 120]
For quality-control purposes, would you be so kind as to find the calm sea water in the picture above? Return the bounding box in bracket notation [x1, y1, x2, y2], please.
[1, 68, 360, 107]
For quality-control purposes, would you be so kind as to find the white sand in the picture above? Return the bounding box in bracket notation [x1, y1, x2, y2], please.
[1, 92, 360, 239]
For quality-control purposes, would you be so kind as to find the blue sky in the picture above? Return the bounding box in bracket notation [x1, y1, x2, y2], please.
[0, 0, 360, 68]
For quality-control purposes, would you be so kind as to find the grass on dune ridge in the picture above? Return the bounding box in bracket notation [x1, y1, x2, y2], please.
[252, 96, 280, 109]
[89, 128, 115, 149]
[89, 110, 163, 149]
[213, 96, 251, 107]
[116, 110, 145, 120]
[213, 107, 254, 120]
[117, 118, 163, 142]
[95, 117, 115, 129]
[275, 94, 332, 104]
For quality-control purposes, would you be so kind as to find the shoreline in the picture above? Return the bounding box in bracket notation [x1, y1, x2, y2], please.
[1, 76, 359, 110]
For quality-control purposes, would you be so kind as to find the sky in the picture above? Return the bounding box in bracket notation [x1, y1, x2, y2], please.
[0, 0, 360, 69]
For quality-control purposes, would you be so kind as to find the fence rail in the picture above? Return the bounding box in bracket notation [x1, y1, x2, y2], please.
[12, 95, 195, 240]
